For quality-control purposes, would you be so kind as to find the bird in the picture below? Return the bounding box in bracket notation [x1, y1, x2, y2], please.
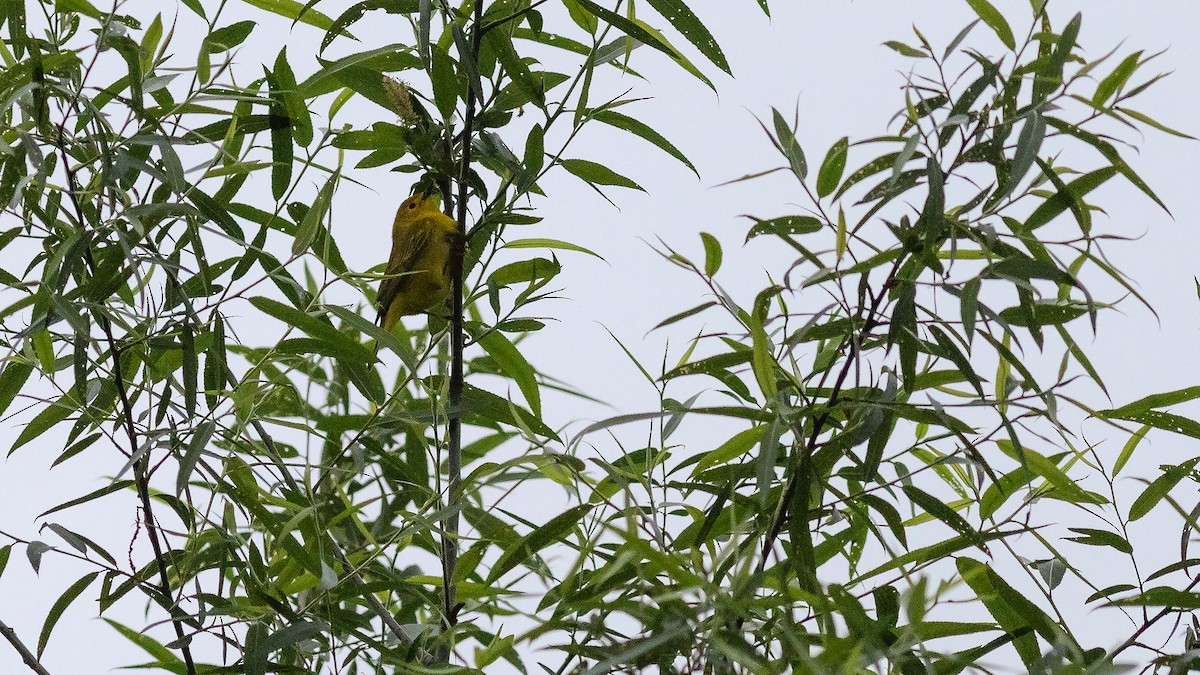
[376, 192, 461, 330]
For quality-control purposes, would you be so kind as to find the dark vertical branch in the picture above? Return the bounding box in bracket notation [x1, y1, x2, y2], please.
[442, 0, 486, 655]
[52, 140, 198, 675]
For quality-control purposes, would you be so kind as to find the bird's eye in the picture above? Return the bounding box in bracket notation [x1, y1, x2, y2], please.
[408, 201, 417, 209]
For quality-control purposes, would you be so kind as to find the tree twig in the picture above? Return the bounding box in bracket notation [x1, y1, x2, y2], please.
[0, 618, 52, 675]
[441, 0, 486, 661]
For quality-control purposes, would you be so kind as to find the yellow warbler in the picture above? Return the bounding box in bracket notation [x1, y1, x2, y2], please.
[377, 193, 461, 330]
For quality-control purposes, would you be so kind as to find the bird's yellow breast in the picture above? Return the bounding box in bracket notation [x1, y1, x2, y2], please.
[378, 196, 460, 330]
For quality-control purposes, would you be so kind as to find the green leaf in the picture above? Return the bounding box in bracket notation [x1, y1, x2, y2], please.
[1103, 386, 1200, 418]
[450, 21, 484, 104]
[979, 465, 1034, 521]
[927, 325, 983, 397]
[38, 572, 100, 657]
[1065, 527, 1132, 554]
[265, 69, 293, 202]
[835, 207, 846, 261]
[1103, 410, 1200, 441]
[692, 426, 765, 474]
[859, 494, 907, 547]
[245, 620, 268, 675]
[239, 0, 336, 30]
[883, 40, 927, 58]
[502, 238, 601, 259]
[1087, 584, 1137, 604]
[770, 107, 806, 180]
[998, 301, 1088, 328]
[748, 315, 776, 400]
[1092, 50, 1143, 105]
[1117, 107, 1196, 140]
[177, 421, 214, 494]
[593, 109, 697, 176]
[1003, 111, 1045, 198]
[487, 30, 544, 109]
[0, 360, 33, 418]
[301, 45, 420, 99]
[903, 485, 985, 550]
[1045, 117, 1169, 214]
[489, 504, 595, 582]
[943, 19, 980, 60]
[475, 328, 541, 417]
[957, 558, 1041, 666]
[816, 136, 848, 198]
[572, 0, 712, 89]
[965, 0, 1015, 49]
[560, 158, 643, 191]
[204, 21, 255, 53]
[643, 0, 730, 73]
[960, 278, 980, 343]
[38, 481, 136, 519]
[1109, 587, 1200, 609]
[855, 529, 1015, 582]
[293, 172, 336, 256]
[489, 257, 561, 287]
[744, 215, 823, 242]
[1112, 424, 1150, 477]
[461, 384, 560, 441]
[107, 619, 183, 663]
[187, 187, 245, 239]
[263, 620, 330, 656]
[699, 232, 722, 277]
[1034, 13, 1081, 102]
[834, 151, 901, 200]
[321, 0, 416, 52]
[991, 568, 1077, 648]
[520, 123, 545, 185]
[55, 0, 102, 19]
[248, 297, 375, 364]
[996, 440, 1107, 506]
[1128, 459, 1199, 522]
[273, 47, 312, 146]
[11, 388, 81, 454]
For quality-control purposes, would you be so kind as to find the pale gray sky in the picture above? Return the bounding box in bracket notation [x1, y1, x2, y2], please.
[2, 1, 1198, 672]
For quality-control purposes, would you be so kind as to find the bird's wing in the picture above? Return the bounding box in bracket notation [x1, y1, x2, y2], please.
[376, 220, 433, 323]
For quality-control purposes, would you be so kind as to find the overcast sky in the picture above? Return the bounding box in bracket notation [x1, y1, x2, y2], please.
[2, 1, 1199, 672]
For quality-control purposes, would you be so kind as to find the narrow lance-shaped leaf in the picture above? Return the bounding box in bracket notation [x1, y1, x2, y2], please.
[770, 107, 806, 181]
[593, 109, 697, 176]
[560, 158, 644, 191]
[572, 0, 713, 89]
[1093, 50, 1143, 105]
[1024, 163, 1118, 231]
[699, 232, 722, 277]
[239, 0, 337, 30]
[965, 0, 1015, 49]
[293, 172, 336, 255]
[475, 328, 541, 417]
[816, 136, 848, 198]
[1001, 110, 1045, 200]
[38, 572, 100, 657]
[264, 68, 293, 202]
[643, 0, 730, 73]
[489, 504, 595, 582]
[1128, 458, 1200, 522]
[957, 558, 1041, 666]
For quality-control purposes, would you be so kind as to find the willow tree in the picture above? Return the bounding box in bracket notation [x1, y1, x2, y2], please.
[0, 1, 1195, 673]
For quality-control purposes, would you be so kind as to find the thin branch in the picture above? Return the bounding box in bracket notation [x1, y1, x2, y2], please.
[0, 618, 52, 675]
[441, 0, 486, 659]
[52, 127, 199, 675]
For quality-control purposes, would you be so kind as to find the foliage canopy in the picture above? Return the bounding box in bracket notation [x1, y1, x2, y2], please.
[0, 1, 1197, 673]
